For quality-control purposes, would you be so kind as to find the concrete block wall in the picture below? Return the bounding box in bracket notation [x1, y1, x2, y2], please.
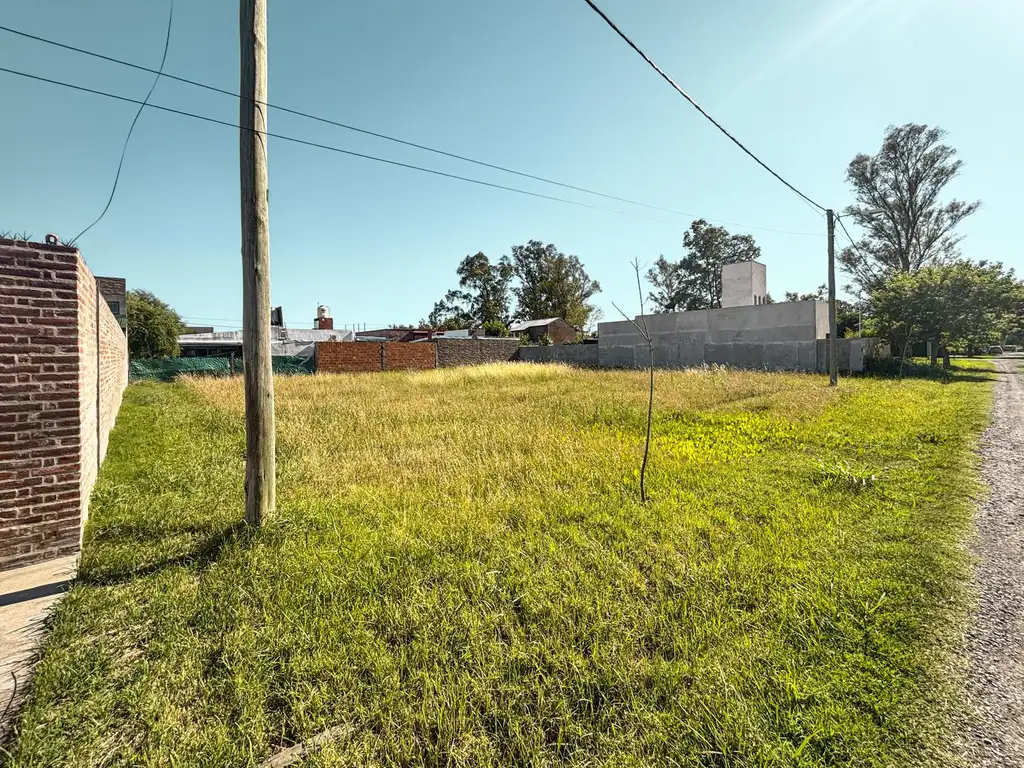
[518, 344, 598, 366]
[0, 239, 127, 571]
[814, 338, 883, 373]
[434, 338, 520, 368]
[596, 303, 877, 373]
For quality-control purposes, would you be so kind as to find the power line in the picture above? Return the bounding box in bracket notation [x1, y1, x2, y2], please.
[68, 0, 174, 245]
[578, 0, 828, 214]
[0, 24, 821, 238]
[834, 214, 868, 262]
[0, 65, 776, 226]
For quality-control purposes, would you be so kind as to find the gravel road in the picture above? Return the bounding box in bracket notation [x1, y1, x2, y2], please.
[963, 357, 1024, 767]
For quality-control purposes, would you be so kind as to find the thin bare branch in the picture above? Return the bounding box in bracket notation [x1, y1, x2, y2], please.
[610, 301, 651, 341]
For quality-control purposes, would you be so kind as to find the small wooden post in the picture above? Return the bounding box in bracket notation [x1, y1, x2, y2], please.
[240, 0, 275, 526]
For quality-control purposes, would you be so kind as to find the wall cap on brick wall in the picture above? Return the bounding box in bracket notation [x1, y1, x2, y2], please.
[0, 238, 80, 255]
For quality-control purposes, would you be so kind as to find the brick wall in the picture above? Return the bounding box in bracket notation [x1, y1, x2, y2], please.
[315, 339, 521, 374]
[0, 239, 127, 571]
[434, 338, 521, 367]
[383, 342, 436, 371]
[315, 341, 383, 372]
[315, 342, 437, 373]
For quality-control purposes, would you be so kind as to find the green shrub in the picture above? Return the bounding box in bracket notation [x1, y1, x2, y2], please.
[482, 320, 510, 337]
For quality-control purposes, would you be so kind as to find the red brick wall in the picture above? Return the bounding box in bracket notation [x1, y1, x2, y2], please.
[548, 319, 577, 345]
[77, 261, 98, 534]
[383, 342, 436, 371]
[0, 239, 128, 571]
[315, 341, 382, 372]
[315, 342, 438, 373]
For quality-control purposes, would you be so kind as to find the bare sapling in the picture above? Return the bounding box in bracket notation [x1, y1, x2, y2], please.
[612, 259, 655, 503]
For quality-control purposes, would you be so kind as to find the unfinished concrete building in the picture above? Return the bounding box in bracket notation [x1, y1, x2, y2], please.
[522, 261, 881, 372]
[600, 262, 877, 371]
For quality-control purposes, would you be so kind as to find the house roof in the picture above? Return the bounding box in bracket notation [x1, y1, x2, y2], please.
[509, 317, 562, 332]
[95, 276, 126, 298]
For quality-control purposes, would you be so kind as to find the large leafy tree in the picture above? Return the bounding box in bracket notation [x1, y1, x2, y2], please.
[840, 123, 981, 293]
[510, 241, 601, 328]
[427, 252, 513, 329]
[870, 260, 1020, 366]
[127, 289, 184, 359]
[647, 220, 761, 311]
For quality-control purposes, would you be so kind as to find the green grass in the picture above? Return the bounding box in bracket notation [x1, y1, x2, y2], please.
[2, 364, 994, 767]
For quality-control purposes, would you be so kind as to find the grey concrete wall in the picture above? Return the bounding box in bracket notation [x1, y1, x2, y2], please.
[593, 304, 881, 372]
[598, 301, 826, 348]
[814, 302, 830, 340]
[519, 344, 599, 366]
[814, 338, 884, 373]
[592, 337, 879, 373]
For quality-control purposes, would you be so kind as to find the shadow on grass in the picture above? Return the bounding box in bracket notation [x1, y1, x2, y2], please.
[79, 521, 251, 587]
[859, 358, 999, 384]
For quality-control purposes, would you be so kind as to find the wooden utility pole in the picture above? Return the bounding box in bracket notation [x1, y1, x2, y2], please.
[240, 0, 275, 526]
[826, 208, 838, 387]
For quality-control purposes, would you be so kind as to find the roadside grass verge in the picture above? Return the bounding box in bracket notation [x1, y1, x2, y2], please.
[2, 363, 993, 767]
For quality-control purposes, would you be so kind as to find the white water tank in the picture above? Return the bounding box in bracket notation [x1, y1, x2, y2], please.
[316, 304, 330, 320]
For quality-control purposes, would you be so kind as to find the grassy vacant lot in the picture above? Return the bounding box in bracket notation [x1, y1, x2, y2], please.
[3, 363, 993, 767]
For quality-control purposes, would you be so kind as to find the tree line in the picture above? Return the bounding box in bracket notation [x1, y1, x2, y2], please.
[426, 240, 601, 332]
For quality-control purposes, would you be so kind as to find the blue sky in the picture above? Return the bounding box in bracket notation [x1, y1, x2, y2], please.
[1, 0, 1020, 331]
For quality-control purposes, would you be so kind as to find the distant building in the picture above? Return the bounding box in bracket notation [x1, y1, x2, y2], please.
[357, 327, 425, 342]
[95, 276, 127, 332]
[178, 304, 353, 358]
[182, 325, 215, 335]
[178, 327, 356, 358]
[509, 317, 576, 345]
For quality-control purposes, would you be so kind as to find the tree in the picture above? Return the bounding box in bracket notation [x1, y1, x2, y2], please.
[870, 260, 1019, 367]
[127, 289, 184, 359]
[428, 252, 513, 329]
[840, 124, 981, 293]
[510, 240, 601, 328]
[647, 220, 761, 312]
[482, 319, 509, 337]
[784, 284, 826, 303]
[611, 259, 654, 504]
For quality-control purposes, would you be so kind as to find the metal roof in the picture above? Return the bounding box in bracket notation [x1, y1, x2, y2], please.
[509, 318, 562, 332]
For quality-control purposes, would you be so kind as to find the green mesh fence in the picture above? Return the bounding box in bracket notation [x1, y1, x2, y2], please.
[129, 356, 313, 382]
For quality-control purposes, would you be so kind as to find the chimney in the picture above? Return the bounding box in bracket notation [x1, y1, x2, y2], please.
[315, 304, 333, 330]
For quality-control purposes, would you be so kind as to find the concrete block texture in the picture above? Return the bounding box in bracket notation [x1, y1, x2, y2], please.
[598, 345, 639, 369]
[591, 300, 871, 373]
[434, 338, 520, 368]
[518, 345, 598, 367]
[678, 338, 707, 367]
